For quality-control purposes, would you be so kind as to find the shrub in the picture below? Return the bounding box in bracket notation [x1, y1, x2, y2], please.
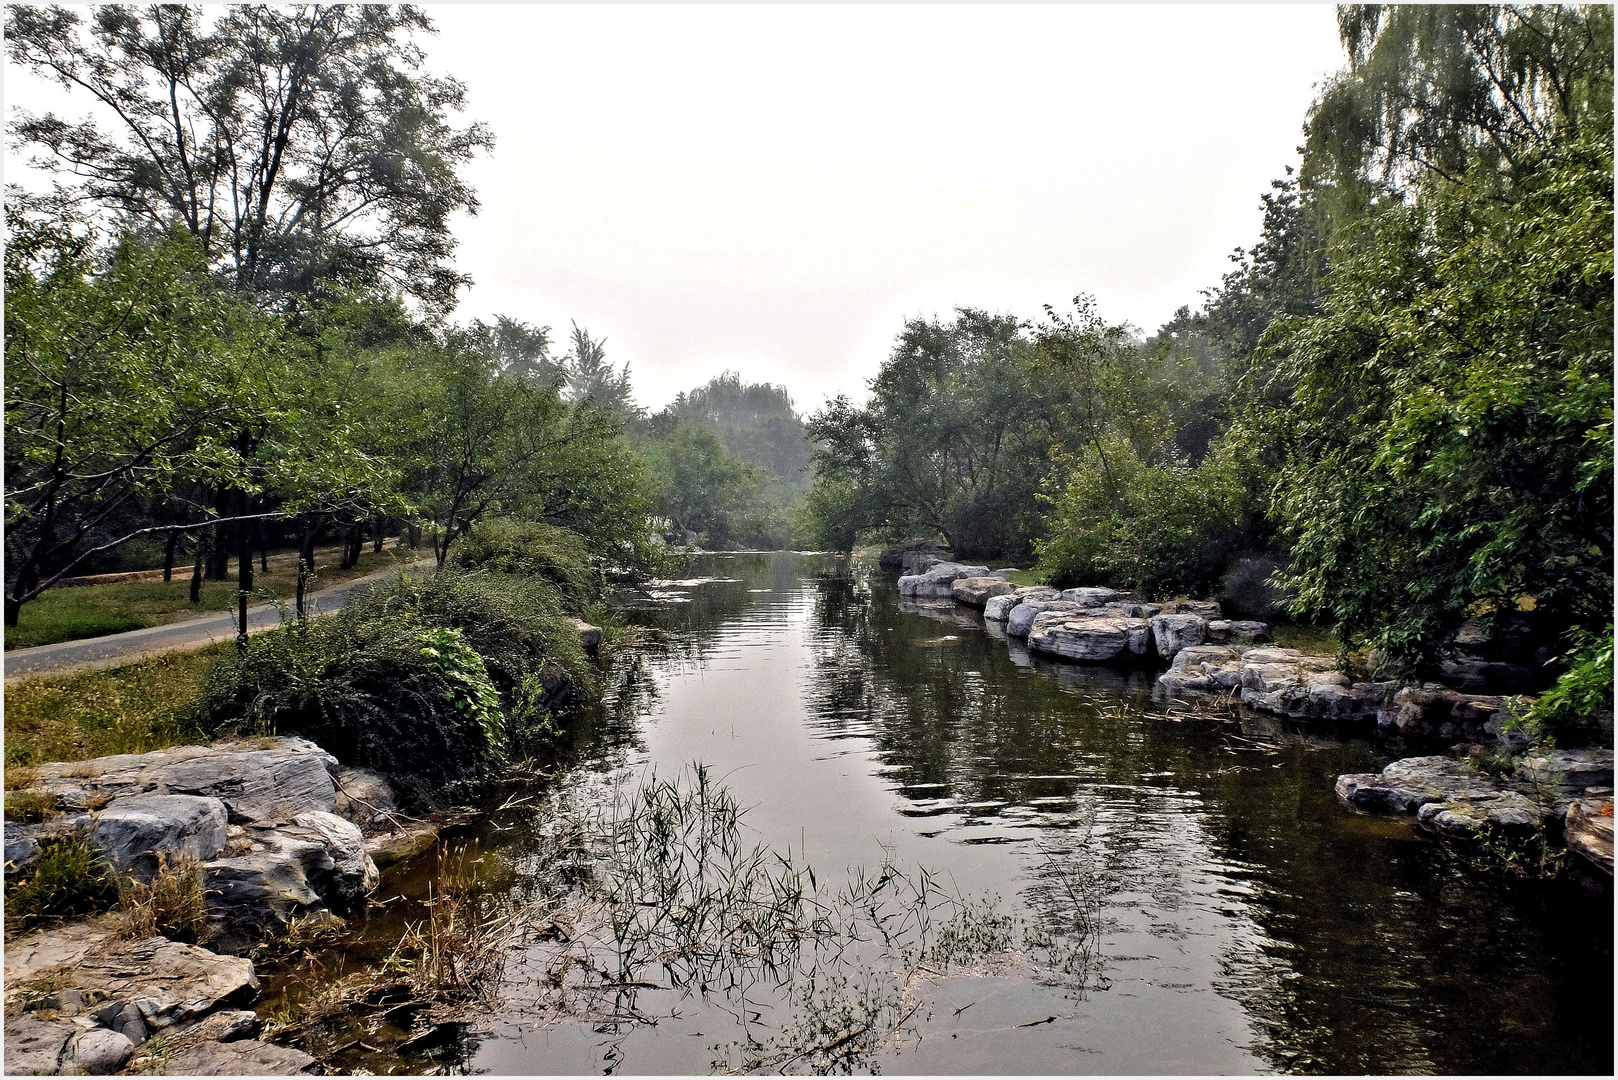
[4, 830, 121, 934]
[447, 519, 596, 610]
[197, 566, 593, 803]
[1036, 435, 1269, 598]
[1511, 625, 1615, 746]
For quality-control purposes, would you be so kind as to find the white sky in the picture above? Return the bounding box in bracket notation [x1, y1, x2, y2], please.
[5, 4, 1349, 415]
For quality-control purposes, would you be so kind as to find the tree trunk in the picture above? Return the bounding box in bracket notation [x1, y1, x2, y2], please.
[190, 530, 206, 604]
[207, 520, 231, 579]
[162, 530, 180, 582]
[372, 516, 385, 553]
[258, 520, 269, 572]
[4, 596, 20, 628]
[408, 524, 422, 549]
[236, 495, 254, 653]
[296, 518, 317, 620]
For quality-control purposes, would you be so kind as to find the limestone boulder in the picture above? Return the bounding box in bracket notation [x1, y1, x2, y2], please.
[1059, 587, 1127, 607]
[900, 562, 992, 599]
[1158, 645, 1244, 695]
[1415, 791, 1542, 838]
[1026, 613, 1154, 663]
[4, 1016, 77, 1075]
[1335, 756, 1504, 817]
[1239, 648, 1394, 720]
[1163, 599, 1223, 620]
[281, 810, 379, 907]
[333, 766, 398, 833]
[1205, 619, 1271, 645]
[572, 617, 603, 653]
[203, 850, 324, 945]
[62, 1027, 136, 1075]
[153, 739, 337, 825]
[1375, 685, 1517, 744]
[1565, 797, 1614, 875]
[1150, 613, 1207, 660]
[91, 794, 228, 881]
[165, 1039, 322, 1076]
[983, 594, 1020, 622]
[951, 576, 1016, 607]
[1006, 599, 1084, 638]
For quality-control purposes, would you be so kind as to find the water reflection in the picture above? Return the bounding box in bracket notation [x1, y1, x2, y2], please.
[445, 552, 1610, 1075]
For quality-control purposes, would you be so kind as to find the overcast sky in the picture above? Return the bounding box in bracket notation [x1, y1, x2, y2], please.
[6, 4, 1350, 415]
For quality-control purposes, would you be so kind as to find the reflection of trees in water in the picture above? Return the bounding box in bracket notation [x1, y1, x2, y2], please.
[801, 560, 1613, 1075]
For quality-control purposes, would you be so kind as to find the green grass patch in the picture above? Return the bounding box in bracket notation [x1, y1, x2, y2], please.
[5, 545, 425, 650]
[1269, 621, 1343, 656]
[4, 789, 63, 823]
[3, 646, 223, 766]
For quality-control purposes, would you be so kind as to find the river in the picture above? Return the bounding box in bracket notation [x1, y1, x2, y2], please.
[313, 552, 1613, 1074]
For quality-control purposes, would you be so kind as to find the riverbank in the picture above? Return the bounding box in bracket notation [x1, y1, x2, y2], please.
[890, 553, 1614, 881]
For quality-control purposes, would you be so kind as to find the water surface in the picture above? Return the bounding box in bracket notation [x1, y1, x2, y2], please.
[393, 553, 1614, 1074]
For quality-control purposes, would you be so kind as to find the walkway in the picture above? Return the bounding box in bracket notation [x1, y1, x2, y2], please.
[4, 557, 437, 682]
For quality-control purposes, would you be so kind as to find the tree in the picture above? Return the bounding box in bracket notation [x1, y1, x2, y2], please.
[642, 421, 765, 548]
[3, 216, 391, 625]
[807, 309, 1060, 558]
[1267, 126, 1613, 667]
[559, 322, 637, 418]
[7, 4, 493, 316]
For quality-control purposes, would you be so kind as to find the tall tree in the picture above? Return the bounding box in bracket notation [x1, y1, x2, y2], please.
[7, 4, 493, 316]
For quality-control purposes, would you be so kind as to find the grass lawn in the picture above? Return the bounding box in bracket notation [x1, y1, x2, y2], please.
[1270, 621, 1343, 655]
[4, 645, 227, 767]
[5, 544, 429, 651]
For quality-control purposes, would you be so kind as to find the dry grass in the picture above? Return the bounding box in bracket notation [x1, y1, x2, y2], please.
[4, 788, 63, 823]
[117, 853, 212, 944]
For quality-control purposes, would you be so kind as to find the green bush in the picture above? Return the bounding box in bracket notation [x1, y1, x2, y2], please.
[1035, 435, 1269, 598]
[1512, 625, 1614, 746]
[4, 830, 121, 935]
[197, 566, 593, 803]
[446, 519, 597, 610]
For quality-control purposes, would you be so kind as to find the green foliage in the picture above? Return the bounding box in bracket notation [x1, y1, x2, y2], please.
[1268, 127, 1613, 665]
[418, 627, 505, 762]
[660, 371, 814, 485]
[1036, 434, 1268, 597]
[807, 309, 1057, 558]
[1513, 625, 1615, 745]
[641, 422, 770, 548]
[4, 830, 121, 934]
[447, 519, 596, 610]
[6, 4, 493, 315]
[198, 567, 591, 802]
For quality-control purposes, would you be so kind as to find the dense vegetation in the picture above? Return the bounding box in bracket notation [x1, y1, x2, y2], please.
[805, 5, 1613, 689]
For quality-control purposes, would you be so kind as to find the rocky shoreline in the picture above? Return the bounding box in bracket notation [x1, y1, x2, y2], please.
[2, 618, 604, 1076]
[892, 552, 1614, 880]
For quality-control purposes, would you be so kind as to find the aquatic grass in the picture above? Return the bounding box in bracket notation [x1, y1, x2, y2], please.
[526, 766, 1106, 1072]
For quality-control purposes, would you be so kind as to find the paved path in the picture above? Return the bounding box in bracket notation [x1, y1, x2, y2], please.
[4, 557, 437, 682]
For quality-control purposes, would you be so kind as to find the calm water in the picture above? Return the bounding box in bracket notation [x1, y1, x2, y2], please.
[347, 553, 1613, 1074]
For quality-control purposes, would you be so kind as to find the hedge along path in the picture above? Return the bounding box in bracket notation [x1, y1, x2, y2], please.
[4, 557, 438, 684]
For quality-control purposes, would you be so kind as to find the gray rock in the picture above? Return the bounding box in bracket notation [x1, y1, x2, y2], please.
[203, 850, 322, 941]
[572, 617, 603, 652]
[1059, 587, 1127, 607]
[990, 568, 1019, 579]
[1205, 619, 1272, 645]
[951, 576, 1016, 607]
[165, 1039, 322, 1076]
[1150, 613, 1207, 659]
[153, 741, 337, 825]
[167, 1009, 262, 1044]
[900, 562, 992, 599]
[4, 1015, 75, 1075]
[333, 767, 398, 833]
[1027, 614, 1154, 663]
[1163, 599, 1223, 620]
[1335, 756, 1501, 816]
[1565, 797, 1614, 875]
[1416, 792, 1541, 838]
[282, 811, 379, 907]
[5, 820, 40, 880]
[1158, 645, 1245, 695]
[63, 1027, 135, 1075]
[1375, 686, 1515, 744]
[982, 593, 1020, 622]
[1006, 599, 1084, 638]
[1239, 648, 1393, 720]
[30, 936, 261, 1038]
[91, 794, 228, 881]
